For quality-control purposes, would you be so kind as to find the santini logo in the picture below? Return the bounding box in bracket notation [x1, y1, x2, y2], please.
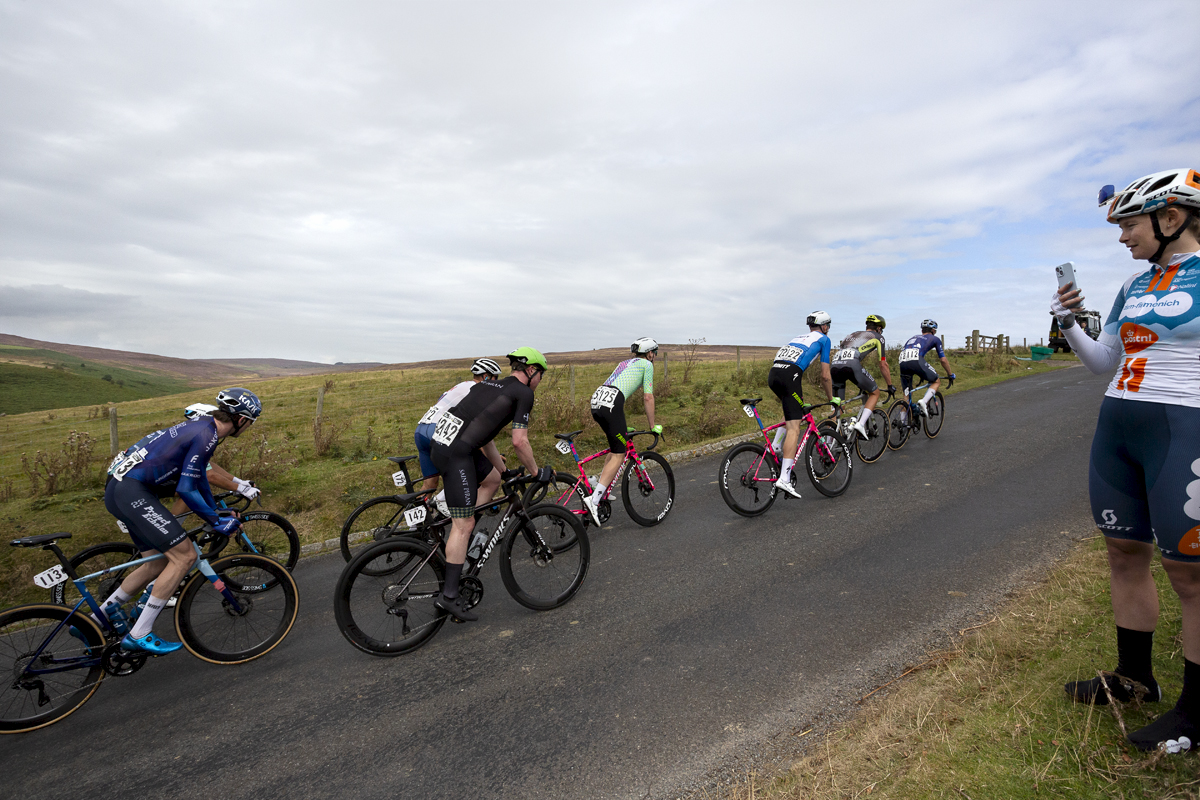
[1119, 323, 1158, 354]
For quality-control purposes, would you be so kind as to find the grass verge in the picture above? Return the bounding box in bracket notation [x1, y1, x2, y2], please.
[706, 536, 1198, 800]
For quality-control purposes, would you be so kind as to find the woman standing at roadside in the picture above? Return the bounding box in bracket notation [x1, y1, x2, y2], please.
[1054, 168, 1200, 751]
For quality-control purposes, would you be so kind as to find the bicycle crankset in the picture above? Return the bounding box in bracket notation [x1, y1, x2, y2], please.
[448, 576, 485, 624]
[102, 642, 147, 676]
[596, 499, 611, 525]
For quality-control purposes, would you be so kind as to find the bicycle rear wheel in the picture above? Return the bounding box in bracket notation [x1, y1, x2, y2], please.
[718, 442, 779, 517]
[886, 401, 910, 451]
[804, 428, 853, 497]
[499, 505, 589, 610]
[854, 408, 889, 464]
[621, 451, 675, 526]
[52, 541, 140, 606]
[333, 538, 446, 656]
[340, 495, 428, 573]
[923, 392, 946, 438]
[0, 604, 105, 733]
[175, 555, 298, 665]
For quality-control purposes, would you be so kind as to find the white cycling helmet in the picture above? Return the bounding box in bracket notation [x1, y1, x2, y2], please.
[631, 337, 659, 355]
[471, 358, 502, 377]
[184, 403, 219, 420]
[1101, 169, 1200, 262]
[921, 318, 938, 332]
[806, 311, 831, 327]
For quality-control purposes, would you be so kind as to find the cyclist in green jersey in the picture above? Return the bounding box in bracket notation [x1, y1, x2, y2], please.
[830, 315, 896, 439]
[583, 338, 662, 526]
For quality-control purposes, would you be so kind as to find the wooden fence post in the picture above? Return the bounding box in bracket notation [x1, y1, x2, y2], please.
[971, 330, 980, 353]
[663, 351, 668, 381]
[109, 407, 119, 456]
[316, 386, 325, 425]
[736, 345, 741, 373]
[569, 364, 575, 404]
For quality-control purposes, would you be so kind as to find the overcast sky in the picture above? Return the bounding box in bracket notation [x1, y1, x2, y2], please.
[2, 1, 1199, 363]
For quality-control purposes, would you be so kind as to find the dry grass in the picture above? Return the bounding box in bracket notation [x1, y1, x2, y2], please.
[700, 537, 1199, 800]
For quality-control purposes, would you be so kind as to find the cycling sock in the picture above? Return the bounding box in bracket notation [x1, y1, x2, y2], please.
[1115, 626, 1156, 685]
[856, 409, 872, 426]
[591, 482, 608, 502]
[1065, 626, 1159, 705]
[442, 562, 463, 599]
[129, 596, 168, 639]
[779, 458, 795, 481]
[921, 386, 935, 402]
[772, 428, 786, 452]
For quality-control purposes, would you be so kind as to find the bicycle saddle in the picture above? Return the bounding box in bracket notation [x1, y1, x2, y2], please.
[388, 455, 419, 466]
[740, 398, 762, 406]
[11, 532, 72, 548]
[554, 430, 584, 442]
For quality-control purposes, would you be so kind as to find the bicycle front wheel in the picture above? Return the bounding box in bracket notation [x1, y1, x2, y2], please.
[718, 442, 778, 517]
[621, 451, 675, 526]
[175, 555, 298, 665]
[0, 604, 105, 733]
[886, 401, 910, 451]
[923, 392, 946, 438]
[333, 538, 446, 656]
[234, 511, 300, 571]
[52, 541, 140, 606]
[854, 408, 889, 464]
[804, 428, 853, 497]
[340, 495, 426, 572]
[499, 505, 590, 611]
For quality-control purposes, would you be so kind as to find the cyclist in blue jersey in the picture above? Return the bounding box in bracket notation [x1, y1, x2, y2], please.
[583, 338, 662, 525]
[166, 403, 259, 516]
[414, 358, 503, 496]
[897, 320, 954, 417]
[101, 387, 261, 655]
[1054, 168, 1200, 751]
[767, 311, 839, 498]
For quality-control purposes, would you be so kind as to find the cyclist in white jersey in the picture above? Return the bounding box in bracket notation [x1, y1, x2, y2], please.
[1054, 168, 1200, 751]
[414, 358, 502, 495]
[583, 338, 662, 525]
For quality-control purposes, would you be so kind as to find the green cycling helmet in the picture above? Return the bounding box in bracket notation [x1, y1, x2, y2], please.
[865, 314, 886, 330]
[507, 346, 548, 372]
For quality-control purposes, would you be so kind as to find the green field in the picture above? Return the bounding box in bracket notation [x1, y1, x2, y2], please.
[0, 347, 1069, 606]
[0, 345, 192, 414]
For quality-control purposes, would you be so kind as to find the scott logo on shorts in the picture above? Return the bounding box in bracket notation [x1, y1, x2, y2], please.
[1098, 509, 1134, 532]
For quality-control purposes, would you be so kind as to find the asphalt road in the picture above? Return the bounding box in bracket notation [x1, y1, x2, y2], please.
[2, 366, 1106, 799]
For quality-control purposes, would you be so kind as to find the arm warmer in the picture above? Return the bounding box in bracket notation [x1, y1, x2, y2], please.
[1063, 325, 1122, 375]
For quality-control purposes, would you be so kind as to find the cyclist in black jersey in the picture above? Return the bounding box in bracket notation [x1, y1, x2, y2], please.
[830, 314, 895, 439]
[430, 347, 554, 622]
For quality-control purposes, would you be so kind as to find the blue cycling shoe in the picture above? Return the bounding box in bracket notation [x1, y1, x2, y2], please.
[120, 632, 183, 656]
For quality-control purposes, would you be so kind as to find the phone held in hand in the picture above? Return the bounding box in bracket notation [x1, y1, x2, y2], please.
[1055, 261, 1077, 290]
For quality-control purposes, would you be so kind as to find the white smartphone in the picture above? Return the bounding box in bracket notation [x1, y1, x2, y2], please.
[1055, 261, 1077, 290]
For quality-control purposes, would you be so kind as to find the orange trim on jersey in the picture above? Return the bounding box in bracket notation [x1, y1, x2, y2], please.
[1147, 264, 1181, 292]
[1123, 357, 1148, 391]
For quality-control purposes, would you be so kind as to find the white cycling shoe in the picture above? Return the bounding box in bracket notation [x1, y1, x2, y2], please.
[851, 419, 870, 439]
[774, 478, 802, 499]
[582, 495, 603, 526]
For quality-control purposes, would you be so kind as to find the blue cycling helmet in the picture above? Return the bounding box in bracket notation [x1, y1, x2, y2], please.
[215, 387, 262, 422]
[921, 319, 938, 332]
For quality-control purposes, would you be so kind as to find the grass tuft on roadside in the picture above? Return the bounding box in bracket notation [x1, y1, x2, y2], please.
[706, 536, 1197, 799]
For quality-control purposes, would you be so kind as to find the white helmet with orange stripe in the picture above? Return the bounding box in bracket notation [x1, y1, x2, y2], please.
[1100, 168, 1200, 262]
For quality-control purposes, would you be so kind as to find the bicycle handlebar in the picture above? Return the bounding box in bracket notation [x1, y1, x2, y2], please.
[626, 430, 663, 451]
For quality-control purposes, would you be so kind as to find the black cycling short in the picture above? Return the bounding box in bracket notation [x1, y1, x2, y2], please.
[830, 361, 877, 399]
[591, 386, 629, 453]
[1089, 397, 1200, 562]
[768, 363, 807, 421]
[430, 443, 495, 518]
[899, 359, 938, 391]
[104, 477, 190, 553]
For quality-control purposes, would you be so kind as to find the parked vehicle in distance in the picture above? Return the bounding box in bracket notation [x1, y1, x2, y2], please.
[1048, 309, 1101, 353]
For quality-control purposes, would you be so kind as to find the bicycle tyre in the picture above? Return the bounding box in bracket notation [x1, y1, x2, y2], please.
[804, 428, 853, 497]
[886, 401, 911, 451]
[854, 408, 889, 464]
[499, 504, 590, 611]
[0, 604, 105, 733]
[52, 541, 140, 606]
[718, 442, 778, 517]
[339, 495, 426, 571]
[923, 392, 946, 439]
[621, 451, 675, 527]
[333, 538, 447, 656]
[175, 554, 298, 665]
[231, 511, 300, 572]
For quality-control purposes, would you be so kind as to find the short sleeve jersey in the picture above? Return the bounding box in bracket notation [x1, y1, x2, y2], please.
[899, 333, 945, 363]
[110, 417, 218, 489]
[447, 376, 536, 449]
[1099, 252, 1200, 408]
[418, 380, 475, 426]
[833, 330, 886, 365]
[603, 357, 654, 397]
[773, 331, 831, 371]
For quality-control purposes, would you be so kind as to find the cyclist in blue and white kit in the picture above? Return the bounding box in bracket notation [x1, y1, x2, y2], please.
[767, 311, 839, 499]
[897, 320, 954, 417]
[583, 338, 662, 525]
[1055, 168, 1200, 751]
[101, 388, 261, 655]
[413, 358, 503, 496]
